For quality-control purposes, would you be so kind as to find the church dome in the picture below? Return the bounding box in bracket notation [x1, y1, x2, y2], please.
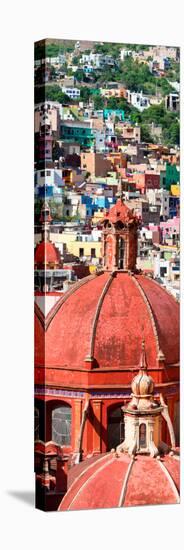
[58, 451, 180, 511]
[36, 270, 179, 373]
[35, 197, 179, 390]
[34, 241, 62, 269]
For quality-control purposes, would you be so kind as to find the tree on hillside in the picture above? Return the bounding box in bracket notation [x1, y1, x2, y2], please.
[45, 85, 72, 104]
[80, 86, 93, 102]
[140, 124, 154, 143]
[162, 121, 180, 146]
[93, 95, 105, 109]
[75, 69, 86, 82]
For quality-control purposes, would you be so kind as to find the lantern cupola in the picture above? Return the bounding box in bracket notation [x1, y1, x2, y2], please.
[102, 197, 139, 272]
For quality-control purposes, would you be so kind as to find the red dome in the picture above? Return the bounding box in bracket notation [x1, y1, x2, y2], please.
[34, 241, 62, 268]
[59, 451, 180, 511]
[37, 271, 179, 371]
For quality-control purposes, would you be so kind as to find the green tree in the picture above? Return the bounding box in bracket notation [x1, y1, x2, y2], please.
[162, 121, 180, 146]
[72, 56, 80, 65]
[140, 124, 153, 143]
[45, 85, 72, 104]
[80, 86, 93, 102]
[93, 95, 105, 109]
[75, 69, 86, 82]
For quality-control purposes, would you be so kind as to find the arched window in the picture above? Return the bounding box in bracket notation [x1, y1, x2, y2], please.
[34, 406, 40, 441]
[52, 405, 71, 446]
[107, 406, 124, 451]
[139, 423, 146, 448]
[118, 237, 125, 269]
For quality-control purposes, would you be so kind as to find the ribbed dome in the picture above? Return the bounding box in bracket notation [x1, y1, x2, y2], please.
[58, 452, 180, 511]
[35, 270, 179, 372]
[34, 240, 62, 269]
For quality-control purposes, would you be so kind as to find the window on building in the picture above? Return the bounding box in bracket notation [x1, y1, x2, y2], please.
[139, 423, 147, 448]
[40, 171, 45, 177]
[79, 248, 84, 257]
[107, 406, 124, 451]
[52, 405, 71, 446]
[118, 237, 125, 269]
[160, 266, 167, 277]
[91, 248, 96, 258]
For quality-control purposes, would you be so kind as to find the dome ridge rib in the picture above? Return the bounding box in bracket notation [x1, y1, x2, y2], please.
[88, 271, 115, 361]
[67, 456, 114, 511]
[118, 457, 134, 507]
[59, 454, 110, 511]
[34, 301, 45, 328]
[45, 273, 97, 330]
[158, 459, 180, 503]
[131, 275, 160, 356]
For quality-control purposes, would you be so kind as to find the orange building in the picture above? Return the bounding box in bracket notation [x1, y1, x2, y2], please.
[81, 152, 112, 177]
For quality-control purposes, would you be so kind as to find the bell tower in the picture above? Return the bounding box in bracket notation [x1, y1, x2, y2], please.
[102, 197, 139, 272]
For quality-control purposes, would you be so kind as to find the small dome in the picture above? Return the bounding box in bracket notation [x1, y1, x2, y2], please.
[58, 452, 180, 511]
[34, 241, 62, 269]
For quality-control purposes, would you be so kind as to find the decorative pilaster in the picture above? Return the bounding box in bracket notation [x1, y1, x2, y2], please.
[73, 399, 83, 452]
[92, 399, 102, 454]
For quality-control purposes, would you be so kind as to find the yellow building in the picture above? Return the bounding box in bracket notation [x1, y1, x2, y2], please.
[50, 232, 102, 260]
[92, 210, 104, 224]
[171, 184, 180, 197]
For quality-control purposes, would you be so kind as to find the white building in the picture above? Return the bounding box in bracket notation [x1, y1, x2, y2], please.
[80, 53, 103, 68]
[126, 90, 150, 111]
[63, 191, 82, 218]
[165, 93, 179, 112]
[34, 169, 65, 188]
[61, 87, 80, 99]
[80, 53, 115, 69]
[93, 129, 106, 152]
[120, 49, 133, 61]
[146, 189, 170, 219]
[152, 248, 180, 298]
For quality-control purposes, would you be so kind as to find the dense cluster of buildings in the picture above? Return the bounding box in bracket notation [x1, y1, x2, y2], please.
[34, 93, 180, 299]
[34, 40, 180, 512]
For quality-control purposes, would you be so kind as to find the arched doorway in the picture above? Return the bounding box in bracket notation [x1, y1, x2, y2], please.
[107, 405, 124, 451]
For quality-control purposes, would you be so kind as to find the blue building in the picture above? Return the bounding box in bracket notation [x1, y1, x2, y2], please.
[81, 194, 115, 216]
[103, 109, 125, 121]
[169, 196, 180, 218]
